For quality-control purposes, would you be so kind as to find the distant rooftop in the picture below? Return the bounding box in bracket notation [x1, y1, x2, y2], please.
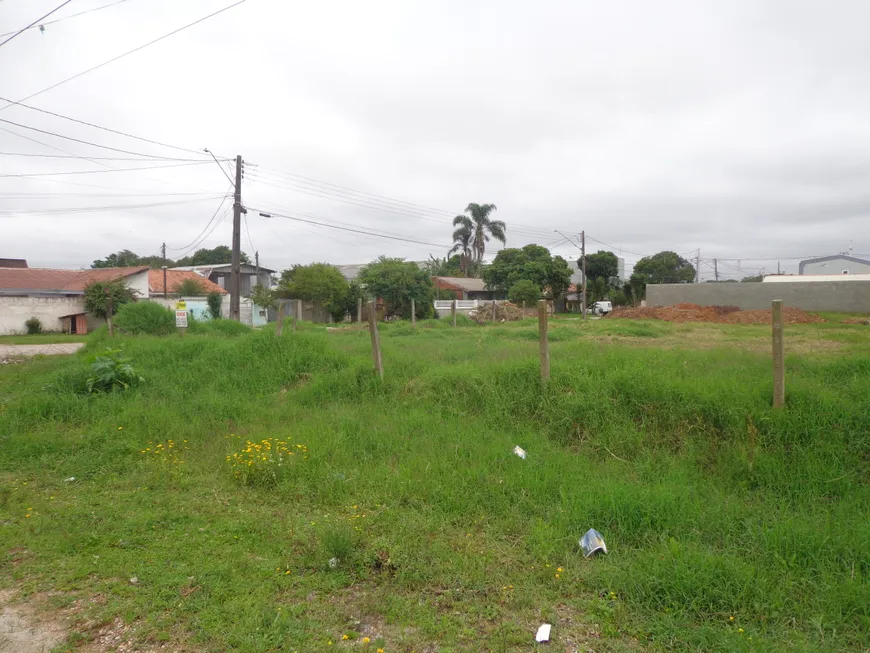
[432, 276, 488, 292]
[0, 258, 28, 268]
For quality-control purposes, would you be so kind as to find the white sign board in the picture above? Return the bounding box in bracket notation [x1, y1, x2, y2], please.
[175, 310, 188, 328]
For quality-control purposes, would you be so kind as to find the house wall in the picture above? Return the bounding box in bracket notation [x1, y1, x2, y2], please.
[208, 269, 272, 297]
[800, 258, 870, 276]
[647, 280, 870, 312]
[126, 270, 150, 298]
[0, 296, 95, 334]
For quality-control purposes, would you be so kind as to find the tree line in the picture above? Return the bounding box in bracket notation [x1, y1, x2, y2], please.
[92, 245, 251, 269]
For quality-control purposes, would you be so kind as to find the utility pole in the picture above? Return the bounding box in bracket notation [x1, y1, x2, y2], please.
[230, 154, 243, 321]
[777, 261, 781, 275]
[161, 242, 167, 299]
[255, 251, 260, 285]
[695, 249, 701, 283]
[713, 258, 719, 282]
[580, 230, 587, 321]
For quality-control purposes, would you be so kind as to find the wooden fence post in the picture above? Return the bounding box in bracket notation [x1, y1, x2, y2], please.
[294, 299, 301, 332]
[411, 298, 416, 327]
[492, 300, 496, 323]
[367, 301, 384, 379]
[275, 301, 285, 337]
[106, 294, 114, 337]
[357, 297, 362, 323]
[452, 299, 457, 328]
[772, 299, 785, 408]
[538, 299, 549, 385]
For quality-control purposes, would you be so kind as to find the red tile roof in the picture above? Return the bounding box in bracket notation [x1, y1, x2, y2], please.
[148, 269, 227, 295]
[0, 266, 148, 292]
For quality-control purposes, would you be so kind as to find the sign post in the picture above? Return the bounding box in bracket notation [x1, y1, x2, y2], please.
[175, 300, 188, 335]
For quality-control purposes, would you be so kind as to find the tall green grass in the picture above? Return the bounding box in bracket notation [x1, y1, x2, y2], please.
[0, 321, 866, 651]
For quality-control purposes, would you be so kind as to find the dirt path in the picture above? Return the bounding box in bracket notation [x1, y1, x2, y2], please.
[0, 343, 84, 361]
[0, 593, 65, 653]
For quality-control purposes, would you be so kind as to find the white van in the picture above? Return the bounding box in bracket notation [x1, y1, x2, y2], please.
[591, 300, 612, 315]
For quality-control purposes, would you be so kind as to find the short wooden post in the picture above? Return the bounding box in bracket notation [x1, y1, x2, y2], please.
[293, 299, 301, 332]
[275, 301, 285, 337]
[491, 300, 497, 323]
[357, 297, 363, 323]
[367, 301, 384, 379]
[538, 299, 549, 385]
[106, 294, 114, 337]
[452, 299, 457, 327]
[772, 300, 785, 408]
[411, 298, 416, 327]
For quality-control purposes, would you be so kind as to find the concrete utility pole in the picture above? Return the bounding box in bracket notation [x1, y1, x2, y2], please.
[714, 258, 719, 282]
[162, 242, 168, 299]
[581, 230, 587, 321]
[230, 155, 243, 321]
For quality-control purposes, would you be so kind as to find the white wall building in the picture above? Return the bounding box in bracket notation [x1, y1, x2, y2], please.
[799, 255, 870, 276]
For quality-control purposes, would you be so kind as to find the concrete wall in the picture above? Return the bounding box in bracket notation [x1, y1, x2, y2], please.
[647, 281, 870, 312]
[0, 296, 101, 334]
[127, 270, 150, 298]
[150, 296, 265, 326]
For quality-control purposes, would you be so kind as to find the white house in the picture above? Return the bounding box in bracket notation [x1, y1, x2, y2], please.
[799, 255, 870, 276]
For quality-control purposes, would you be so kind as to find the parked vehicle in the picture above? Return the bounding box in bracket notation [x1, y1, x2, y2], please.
[591, 300, 612, 315]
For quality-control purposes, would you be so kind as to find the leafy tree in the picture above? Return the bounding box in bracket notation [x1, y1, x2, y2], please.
[449, 222, 474, 275]
[633, 251, 696, 285]
[452, 203, 506, 263]
[206, 291, 223, 319]
[622, 274, 647, 307]
[250, 283, 277, 311]
[508, 279, 541, 306]
[341, 280, 365, 322]
[174, 246, 250, 267]
[278, 263, 348, 321]
[741, 274, 764, 283]
[92, 250, 169, 269]
[483, 244, 572, 299]
[583, 250, 619, 282]
[83, 279, 137, 319]
[357, 257, 434, 319]
[176, 278, 206, 296]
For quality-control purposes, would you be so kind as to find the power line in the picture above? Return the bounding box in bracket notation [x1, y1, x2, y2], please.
[1, 0, 249, 109]
[252, 207, 447, 249]
[0, 0, 74, 49]
[0, 196, 225, 217]
[243, 212, 256, 255]
[0, 117, 205, 160]
[166, 187, 233, 251]
[0, 0, 132, 39]
[0, 161, 211, 178]
[0, 151, 204, 162]
[0, 96, 212, 158]
[175, 206, 232, 258]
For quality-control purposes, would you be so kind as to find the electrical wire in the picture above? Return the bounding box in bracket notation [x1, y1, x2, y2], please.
[0, 117, 207, 160]
[0, 196, 225, 217]
[0, 0, 132, 39]
[166, 188, 233, 251]
[0, 96, 213, 158]
[0, 161, 212, 178]
[1, 0, 249, 109]
[0, 0, 74, 48]
[252, 207, 447, 249]
[0, 151, 204, 162]
[243, 211, 255, 255]
[175, 206, 231, 258]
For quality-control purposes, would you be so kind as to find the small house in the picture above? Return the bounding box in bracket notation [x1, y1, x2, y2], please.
[431, 276, 496, 300]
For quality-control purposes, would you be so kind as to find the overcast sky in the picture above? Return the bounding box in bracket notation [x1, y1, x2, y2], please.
[2, 0, 869, 279]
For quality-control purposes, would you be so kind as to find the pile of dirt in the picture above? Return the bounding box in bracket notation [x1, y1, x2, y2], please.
[468, 301, 528, 324]
[606, 303, 824, 325]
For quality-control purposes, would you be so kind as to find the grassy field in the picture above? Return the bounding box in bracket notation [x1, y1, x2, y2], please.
[0, 316, 867, 652]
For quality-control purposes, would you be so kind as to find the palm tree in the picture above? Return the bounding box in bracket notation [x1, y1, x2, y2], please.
[452, 203, 506, 265]
[449, 222, 473, 276]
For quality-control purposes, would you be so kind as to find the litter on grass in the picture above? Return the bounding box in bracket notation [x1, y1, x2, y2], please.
[535, 623, 552, 642]
[580, 528, 607, 557]
[328, 557, 338, 568]
[513, 445, 527, 459]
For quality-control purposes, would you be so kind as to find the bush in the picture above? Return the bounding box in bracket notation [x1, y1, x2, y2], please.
[25, 317, 43, 335]
[114, 301, 176, 335]
[176, 278, 206, 296]
[508, 279, 541, 306]
[86, 349, 144, 393]
[83, 278, 136, 318]
[207, 291, 223, 319]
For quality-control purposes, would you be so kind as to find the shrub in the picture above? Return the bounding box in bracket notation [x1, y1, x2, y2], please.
[86, 349, 144, 393]
[25, 317, 43, 334]
[83, 278, 136, 318]
[508, 279, 541, 306]
[190, 318, 251, 337]
[114, 301, 176, 335]
[206, 291, 223, 319]
[176, 277, 206, 296]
